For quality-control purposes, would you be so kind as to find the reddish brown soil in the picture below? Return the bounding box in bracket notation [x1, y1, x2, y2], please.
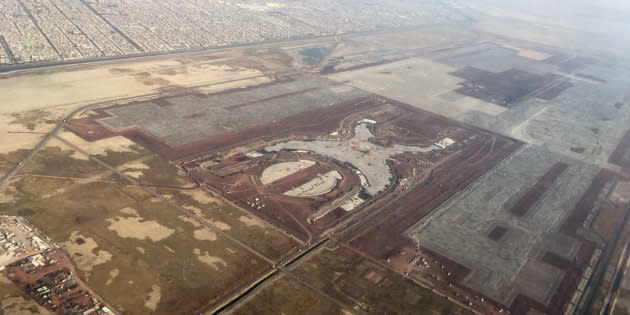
[510, 162, 568, 216]
[561, 170, 618, 235]
[70, 95, 381, 161]
[450, 67, 571, 106]
[512, 240, 596, 315]
[345, 132, 522, 259]
[180, 94, 522, 247]
[191, 150, 360, 243]
[4, 250, 105, 314]
[65, 78, 295, 159]
[263, 165, 324, 194]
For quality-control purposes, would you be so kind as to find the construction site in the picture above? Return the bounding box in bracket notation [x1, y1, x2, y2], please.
[1, 7, 629, 313]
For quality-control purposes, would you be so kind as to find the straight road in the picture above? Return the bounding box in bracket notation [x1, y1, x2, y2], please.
[52, 135, 362, 315]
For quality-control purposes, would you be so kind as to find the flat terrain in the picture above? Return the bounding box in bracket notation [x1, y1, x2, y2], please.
[229, 245, 467, 315]
[0, 134, 297, 314]
[1, 4, 630, 314]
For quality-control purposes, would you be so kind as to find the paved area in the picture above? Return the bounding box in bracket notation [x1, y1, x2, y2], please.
[99, 77, 366, 146]
[408, 145, 598, 305]
[266, 122, 439, 196]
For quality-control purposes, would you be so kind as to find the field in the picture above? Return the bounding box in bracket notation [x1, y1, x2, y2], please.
[59, 60, 524, 313]
[229, 245, 467, 315]
[1, 15, 630, 315]
[0, 47, 289, 114]
[0, 134, 298, 314]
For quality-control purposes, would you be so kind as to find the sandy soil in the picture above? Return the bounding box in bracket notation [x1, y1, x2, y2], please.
[181, 189, 221, 205]
[178, 214, 201, 227]
[182, 205, 231, 231]
[119, 207, 139, 216]
[327, 57, 506, 118]
[0, 53, 271, 115]
[238, 215, 267, 229]
[196, 75, 271, 95]
[105, 268, 119, 286]
[502, 44, 552, 61]
[177, 214, 218, 241]
[193, 248, 227, 271]
[61, 231, 112, 272]
[106, 208, 174, 242]
[58, 131, 137, 160]
[0, 113, 46, 154]
[118, 161, 149, 179]
[193, 228, 218, 241]
[144, 284, 161, 312]
[0, 296, 52, 315]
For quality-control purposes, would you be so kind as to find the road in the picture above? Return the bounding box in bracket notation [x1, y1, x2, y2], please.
[0, 105, 83, 191]
[52, 135, 362, 315]
[0, 25, 428, 75]
[0, 66, 363, 315]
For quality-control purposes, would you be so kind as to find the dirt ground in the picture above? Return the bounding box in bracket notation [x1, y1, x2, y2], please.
[0, 141, 296, 314]
[0, 48, 288, 114]
[230, 245, 467, 315]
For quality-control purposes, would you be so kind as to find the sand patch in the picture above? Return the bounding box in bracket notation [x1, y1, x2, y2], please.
[144, 284, 161, 312]
[120, 161, 149, 179]
[0, 114, 46, 154]
[194, 248, 227, 271]
[193, 228, 218, 241]
[106, 269, 119, 285]
[178, 215, 201, 228]
[502, 44, 552, 61]
[122, 161, 150, 170]
[123, 171, 143, 178]
[238, 215, 267, 229]
[182, 205, 231, 231]
[6, 109, 60, 132]
[179, 215, 218, 240]
[61, 231, 112, 272]
[119, 207, 140, 216]
[0, 296, 52, 315]
[196, 75, 271, 95]
[58, 132, 137, 160]
[210, 220, 231, 231]
[181, 189, 220, 205]
[106, 207, 174, 242]
[137, 247, 145, 254]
